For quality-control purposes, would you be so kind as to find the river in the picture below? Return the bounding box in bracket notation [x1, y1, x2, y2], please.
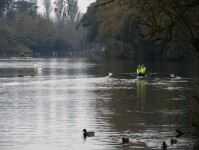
[0, 56, 196, 149]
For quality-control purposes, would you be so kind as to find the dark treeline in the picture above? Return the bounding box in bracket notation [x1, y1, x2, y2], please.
[0, 0, 93, 55]
[80, 0, 198, 61]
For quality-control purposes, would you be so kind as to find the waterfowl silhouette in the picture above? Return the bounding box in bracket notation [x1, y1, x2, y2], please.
[122, 137, 129, 144]
[82, 129, 95, 137]
[162, 141, 167, 150]
[18, 75, 23, 77]
[171, 138, 177, 145]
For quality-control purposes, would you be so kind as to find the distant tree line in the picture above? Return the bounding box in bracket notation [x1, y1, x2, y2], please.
[0, 0, 92, 54]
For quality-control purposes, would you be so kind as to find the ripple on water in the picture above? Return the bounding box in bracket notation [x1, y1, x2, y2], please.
[0, 57, 196, 149]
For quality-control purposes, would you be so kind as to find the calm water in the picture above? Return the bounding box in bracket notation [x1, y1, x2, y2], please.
[0, 57, 196, 149]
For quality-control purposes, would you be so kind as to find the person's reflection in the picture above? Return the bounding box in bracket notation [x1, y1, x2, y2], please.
[137, 79, 146, 112]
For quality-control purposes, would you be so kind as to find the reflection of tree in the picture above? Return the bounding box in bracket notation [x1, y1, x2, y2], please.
[137, 79, 146, 112]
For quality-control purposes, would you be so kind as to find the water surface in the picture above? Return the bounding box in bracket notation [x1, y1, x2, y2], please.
[0, 57, 196, 149]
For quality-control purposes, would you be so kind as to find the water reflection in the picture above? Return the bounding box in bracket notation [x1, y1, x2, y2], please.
[137, 79, 146, 113]
[137, 79, 146, 98]
[0, 57, 196, 149]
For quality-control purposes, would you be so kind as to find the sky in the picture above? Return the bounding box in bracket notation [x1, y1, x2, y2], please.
[38, 0, 96, 15]
[78, 0, 96, 13]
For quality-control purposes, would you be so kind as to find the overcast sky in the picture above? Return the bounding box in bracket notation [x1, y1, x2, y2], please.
[38, 0, 96, 15]
[78, 0, 96, 13]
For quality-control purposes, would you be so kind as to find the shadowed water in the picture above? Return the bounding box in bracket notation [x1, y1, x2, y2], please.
[0, 57, 196, 149]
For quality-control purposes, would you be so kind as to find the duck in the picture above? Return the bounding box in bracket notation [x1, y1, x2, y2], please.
[82, 129, 95, 137]
[18, 75, 23, 77]
[11, 76, 14, 78]
[162, 141, 167, 150]
[171, 138, 177, 145]
[37, 67, 42, 71]
[122, 137, 129, 144]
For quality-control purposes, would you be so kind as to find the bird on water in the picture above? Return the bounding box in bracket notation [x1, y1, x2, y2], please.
[82, 129, 95, 137]
[122, 137, 129, 144]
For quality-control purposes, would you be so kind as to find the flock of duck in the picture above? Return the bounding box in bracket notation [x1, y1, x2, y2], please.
[82, 129, 178, 149]
[10, 63, 42, 78]
[82, 129, 130, 144]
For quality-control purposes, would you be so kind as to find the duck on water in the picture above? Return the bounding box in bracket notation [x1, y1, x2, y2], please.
[82, 129, 95, 137]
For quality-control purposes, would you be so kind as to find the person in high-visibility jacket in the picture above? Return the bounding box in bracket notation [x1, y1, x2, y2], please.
[137, 65, 142, 75]
[141, 64, 146, 75]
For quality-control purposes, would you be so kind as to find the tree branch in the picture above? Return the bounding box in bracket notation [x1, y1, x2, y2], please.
[94, 0, 115, 7]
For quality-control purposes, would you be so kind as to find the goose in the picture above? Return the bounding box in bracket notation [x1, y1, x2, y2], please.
[82, 129, 95, 137]
[122, 137, 129, 144]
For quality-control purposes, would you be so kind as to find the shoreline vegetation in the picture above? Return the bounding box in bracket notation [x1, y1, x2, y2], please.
[80, 1, 199, 61]
[0, 0, 97, 56]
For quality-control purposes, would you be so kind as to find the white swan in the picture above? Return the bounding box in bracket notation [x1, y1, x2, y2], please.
[37, 67, 42, 71]
[34, 63, 38, 67]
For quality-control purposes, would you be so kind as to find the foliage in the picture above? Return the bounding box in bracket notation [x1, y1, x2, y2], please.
[0, 37, 12, 53]
[80, 3, 99, 42]
[80, 0, 198, 60]
[13, 44, 32, 53]
[0, 10, 71, 54]
[128, 0, 199, 60]
[13, 0, 38, 16]
[105, 40, 124, 59]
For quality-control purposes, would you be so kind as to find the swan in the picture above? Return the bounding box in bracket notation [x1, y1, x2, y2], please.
[34, 63, 38, 67]
[37, 67, 42, 71]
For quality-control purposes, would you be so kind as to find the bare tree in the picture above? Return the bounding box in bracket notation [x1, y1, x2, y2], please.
[55, 0, 66, 28]
[29, 0, 37, 5]
[42, 0, 52, 19]
[54, 0, 81, 23]
[67, 0, 79, 23]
